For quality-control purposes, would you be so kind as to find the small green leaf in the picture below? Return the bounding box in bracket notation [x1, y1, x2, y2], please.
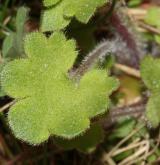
[141, 56, 160, 127]
[54, 123, 104, 152]
[2, 33, 15, 57]
[141, 56, 160, 92]
[145, 7, 160, 28]
[145, 7, 160, 46]
[128, 0, 142, 7]
[155, 35, 160, 44]
[16, 7, 29, 33]
[1, 32, 119, 144]
[145, 94, 160, 127]
[109, 119, 136, 138]
[2, 7, 29, 59]
[41, 0, 107, 31]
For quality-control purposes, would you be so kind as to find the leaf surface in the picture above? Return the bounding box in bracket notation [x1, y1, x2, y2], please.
[141, 56, 160, 127]
[1, 32, 118, 144]
[41, 0, 107, 31]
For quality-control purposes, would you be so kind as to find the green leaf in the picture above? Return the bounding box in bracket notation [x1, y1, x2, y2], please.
[109, 118, 136, 138]
[2, 33, 15, 57]
[128, 0, 142, 7]
[144, 7, 160, 46]
[145, 7, 160, 28]
[2, 7, 29, 59]
[43, 0, 60, 7]
[141, 56, 160, 127]
[141, 56, 160, 92]
[80, 70, 119, 118]
[41, 0, 107, 31]
[1, 32, 119, 144]
[155, 35, 160, 44]
[54, 123, 104, 152]
[16, 7, 29, 33]
[145, 94, 160, 127]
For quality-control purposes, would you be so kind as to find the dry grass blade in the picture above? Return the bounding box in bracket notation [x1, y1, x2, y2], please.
[109, 125, 145, 156]
[118, 140, 149, 165]
[112, 140, 148, 157]
[102, 125, 145, 165]
[114, 63, 141, 78]
[138, 21, 160, 35]
[0, 100, 16, 113]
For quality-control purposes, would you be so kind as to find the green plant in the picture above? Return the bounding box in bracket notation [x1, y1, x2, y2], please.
[2, 0, 160, 156]
[1, 31, 118, 144]
[144, 7, 160, 45]
[41, 0, 107, 31]
[141, 56, 160, 127]
[1, 1, 160, 164]
[136, 7, 160, 128]
[0, 7, 29, 97]
[2, 7, 29, 59]
[0, 0, 121, 146]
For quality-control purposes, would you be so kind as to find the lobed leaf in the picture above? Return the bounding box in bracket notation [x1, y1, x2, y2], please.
[41, 0, 107, 31]
[1, 32, 118, 144]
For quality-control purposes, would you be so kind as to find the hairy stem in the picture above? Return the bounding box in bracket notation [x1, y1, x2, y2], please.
[69, 37, 125, 79]
[109, 9, 145, 68]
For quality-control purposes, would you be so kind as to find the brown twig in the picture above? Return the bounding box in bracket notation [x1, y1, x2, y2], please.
[102, 98, 147, 129]
[138, 21, 160, 35]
